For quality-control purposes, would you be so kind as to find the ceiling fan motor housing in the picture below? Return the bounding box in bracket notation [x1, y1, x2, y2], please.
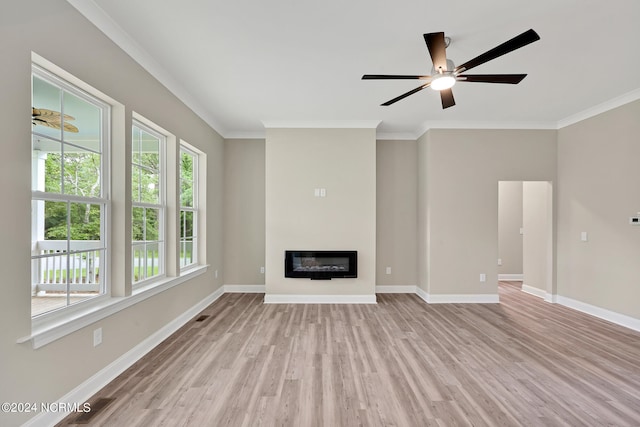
[431, 59, 456, 74]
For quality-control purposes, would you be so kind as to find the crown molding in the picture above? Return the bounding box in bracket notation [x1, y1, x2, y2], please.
[65, 0, 227, 137]
[224, 130, 267, 140]
[414, 120, 558, 140]
[557, 88, 640, 129]
[262, 120, 381, 129]
[376, 131, 420, 141]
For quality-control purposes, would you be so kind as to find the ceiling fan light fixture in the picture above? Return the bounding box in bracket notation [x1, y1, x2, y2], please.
[430, 74, 456, 91]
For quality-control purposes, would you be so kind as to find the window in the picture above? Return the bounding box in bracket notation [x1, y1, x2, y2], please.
[179, 146, 198, 268]
[31, 66, 110, 317]
[131, 121, 165, 285]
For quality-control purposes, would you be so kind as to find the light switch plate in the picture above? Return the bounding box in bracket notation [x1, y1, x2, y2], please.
[93, 328, 102, 347]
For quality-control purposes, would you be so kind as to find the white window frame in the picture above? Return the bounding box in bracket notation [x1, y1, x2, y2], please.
[131, 119, 166, 288]
[179, 145, 199, 269]
[30, 64, 111, 321]
[21, 54, 209, 350]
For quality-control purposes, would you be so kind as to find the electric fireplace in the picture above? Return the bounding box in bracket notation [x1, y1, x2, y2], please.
[284, 250, 357, 280]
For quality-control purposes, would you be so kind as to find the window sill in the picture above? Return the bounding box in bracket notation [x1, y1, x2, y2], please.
[18, 265, 208, 349]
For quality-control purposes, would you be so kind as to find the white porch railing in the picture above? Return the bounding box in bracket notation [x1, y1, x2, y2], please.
[32, 240, 102, 294]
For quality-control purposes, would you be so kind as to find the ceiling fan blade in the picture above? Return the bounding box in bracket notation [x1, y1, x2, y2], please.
[424, 32, 448, 70]
[381, 83, 431, 106]
[440, 88, 455, 109]
[458, 74, 527, 84]
[362, 74, 430, 80]
[454, 29, 540, 73]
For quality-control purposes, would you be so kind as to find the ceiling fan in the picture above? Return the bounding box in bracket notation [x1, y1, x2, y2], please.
[32, 107, 79, 133]
[362, 29, 540, 109]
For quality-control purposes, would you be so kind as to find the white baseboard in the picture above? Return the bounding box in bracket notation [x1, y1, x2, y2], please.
[522, 284, 547, 299]
[263, 294, 377, 304]
[415, 286, 429, 303]
[22, 286, 225, 427]
[375, 285, 417, 293]
[498, 274, 523, 281]
[224, 284, 265, 293]
[425, 293, 500, 304]
[556, 295, 640, 333]
[412, 287, 498, 304]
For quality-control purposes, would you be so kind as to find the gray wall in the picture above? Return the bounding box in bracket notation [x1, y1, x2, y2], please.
[222, 138, 419, 289]
[498, 181, 523, 275]
[264, 128, 377, 297]
[376, 140, 418, 287]
[0, 2, 224, 425]
[223, 139, 266, 285]
[557, 100, 640, 318]
[419, 129, 557, 296]
[523, 181, 553, 294]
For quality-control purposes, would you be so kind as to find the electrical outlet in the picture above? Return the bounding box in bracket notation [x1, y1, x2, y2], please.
[385, 267, 391, 275]
[93, 328, 102, 347]
[260, 266, 265, 274]
[479, 273, 486, 282]
[497, 258, 502, 266]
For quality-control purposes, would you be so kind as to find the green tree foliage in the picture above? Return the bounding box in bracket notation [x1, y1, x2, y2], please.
[180, 151, 194, 207]
[44, 152, 102, 241]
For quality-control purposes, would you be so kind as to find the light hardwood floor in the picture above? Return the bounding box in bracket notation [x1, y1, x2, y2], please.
[58, 282, 640, 426]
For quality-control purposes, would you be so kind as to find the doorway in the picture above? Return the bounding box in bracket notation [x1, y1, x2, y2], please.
[498, 181, 554, 301]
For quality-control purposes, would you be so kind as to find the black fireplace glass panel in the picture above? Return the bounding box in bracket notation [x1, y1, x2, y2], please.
[285, 250, 357, 279]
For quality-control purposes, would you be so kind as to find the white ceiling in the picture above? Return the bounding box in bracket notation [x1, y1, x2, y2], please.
[69, 0, 640, 139]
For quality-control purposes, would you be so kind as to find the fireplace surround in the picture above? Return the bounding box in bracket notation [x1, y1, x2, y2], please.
[284, 250, 357, 280]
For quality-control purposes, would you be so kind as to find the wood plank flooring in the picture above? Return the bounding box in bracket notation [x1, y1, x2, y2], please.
[58, 282, 640, 426]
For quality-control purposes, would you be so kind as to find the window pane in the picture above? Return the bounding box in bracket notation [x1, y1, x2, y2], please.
[180, 180, 193, 207]
[132, 243, 145, 282]
[44, 201, 68, 243]
[132, 128, 141, 165]
[180, 239, 193, 267]
[139, 150, 160, 172]
[32, 76, 62, 141]
[140, 130, 159, 169]
[63, 148, 101, 197]
[132, 207, 144, 241]
[132, 165, 141, 202]
[132, 126, 160, 170]
[62, 91, 101, 152]
[146, 243, 160, 278]
[68, 202, 102, 250]
[180, 210, 193, 239]
[146, 208, 159, 241]
[60, 250, 102, 288]
[132, 121, 164, 285]
[140, 168, 159, 204]
[32, 136, 62, 193]
[180, 152, 194, 207]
